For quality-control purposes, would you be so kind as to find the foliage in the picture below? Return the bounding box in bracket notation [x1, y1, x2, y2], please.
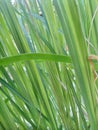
[0, 0, 98, 130]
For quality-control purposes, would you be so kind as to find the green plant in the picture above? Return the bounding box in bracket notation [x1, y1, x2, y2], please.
[0, 0, 98, 130]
